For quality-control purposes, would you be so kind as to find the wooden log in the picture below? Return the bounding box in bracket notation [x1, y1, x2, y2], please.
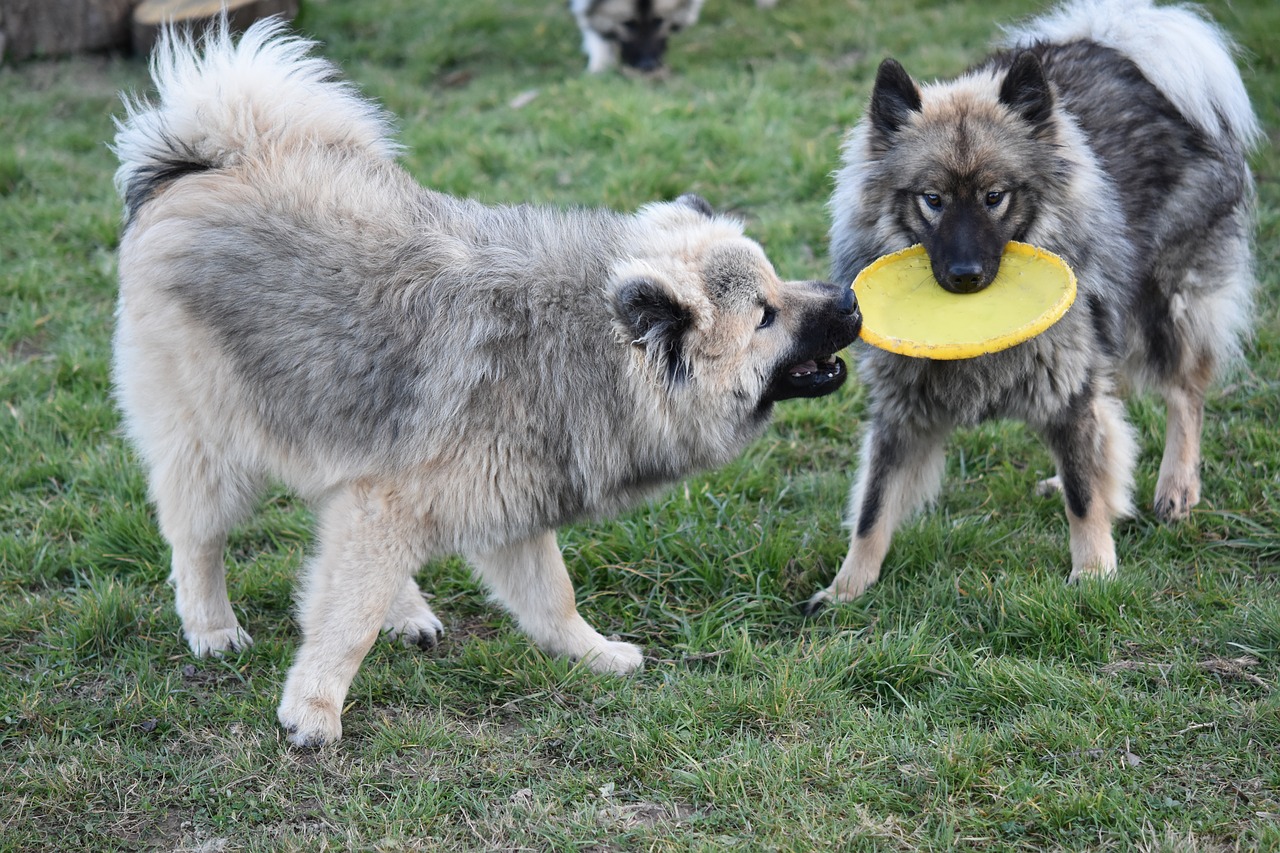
[131, 0, 298, 55]
[0, 0, 137, 62]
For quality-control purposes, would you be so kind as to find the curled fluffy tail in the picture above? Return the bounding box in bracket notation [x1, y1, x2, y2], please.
[113, 16, 399, 220]
[1003, 0, 1260, 149]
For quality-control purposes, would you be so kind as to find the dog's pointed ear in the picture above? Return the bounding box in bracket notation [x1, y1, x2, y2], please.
[608, 276, 694, 384]
[675, 193, 715, 219]
[999, 51, 1055, 132]
[868, 58, 922, 140]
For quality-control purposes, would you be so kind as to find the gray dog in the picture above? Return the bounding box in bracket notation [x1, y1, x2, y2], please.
[810, 0, 1258, 610]
[111, 18, 859, 745]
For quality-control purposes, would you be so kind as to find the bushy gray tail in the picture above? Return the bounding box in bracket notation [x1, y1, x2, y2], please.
[112, 16, 399, 220]
[1003, 0, 1260, 149]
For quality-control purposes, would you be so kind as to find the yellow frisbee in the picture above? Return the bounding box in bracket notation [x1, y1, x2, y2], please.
[853, 242, 1077, 360]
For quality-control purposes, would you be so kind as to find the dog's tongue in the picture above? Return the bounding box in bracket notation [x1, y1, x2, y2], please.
[788, 360, 819, 377]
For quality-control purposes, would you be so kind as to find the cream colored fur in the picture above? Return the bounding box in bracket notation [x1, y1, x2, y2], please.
[112, 18, 859, 746]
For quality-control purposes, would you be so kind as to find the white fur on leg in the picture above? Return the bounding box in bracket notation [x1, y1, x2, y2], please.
[811, 424, 948, 608]
[469, 531, 643, 674]
[381, 577, 445, 649]
[1153, 358, 1211, 522]
[1154, 392, 1203, 521]
[811, 516, 894, 608]
[1066, 504, 1118, 581]
[277, 486, 430, 746]
[1064, 392, 1136, 582]
[170, 540, 255, 656]
[143, 437, 259, 658]
[580, 29, 619, 73]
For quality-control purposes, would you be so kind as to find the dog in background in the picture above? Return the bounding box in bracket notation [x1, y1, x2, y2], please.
[571, 0, 778, 74]
[809, 0, 1258, 610]
[572, 0, 706, 73]
[112, 18, 860, 745]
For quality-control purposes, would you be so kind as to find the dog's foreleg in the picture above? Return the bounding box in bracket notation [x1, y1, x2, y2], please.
[805, 420, 948, 613]
[1154, 352, 1213, 522]
[277, 484, 430, 747]
[580, 29, 619, 73]
[1040, 385, 1137, 582]
[469, 531, 644, 674]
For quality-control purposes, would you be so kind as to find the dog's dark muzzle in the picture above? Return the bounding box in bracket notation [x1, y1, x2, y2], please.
[925, 208, 1006, 294]
[620, 36, 667, 72]
[939, 260, 992, 294]
[765, 283, 861, 403]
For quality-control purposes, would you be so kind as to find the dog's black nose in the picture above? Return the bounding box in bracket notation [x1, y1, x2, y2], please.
[945, 263, 985, 293]
[633, 55, 662, 72]
[837, 283, 858, 316]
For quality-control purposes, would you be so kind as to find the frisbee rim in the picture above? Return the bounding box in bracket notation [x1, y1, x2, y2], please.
[853, 241, 1078, 360]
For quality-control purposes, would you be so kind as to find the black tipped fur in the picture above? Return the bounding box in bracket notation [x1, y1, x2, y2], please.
[124, 157, 210, 223]
[821, 0, 1256, 607]
[1039, 381, 1099, 521]
[611, 276, 694, 386]
[868, 59, 923, 141]
[998, 51, 1056, 132]
[676, 193, 715, 219]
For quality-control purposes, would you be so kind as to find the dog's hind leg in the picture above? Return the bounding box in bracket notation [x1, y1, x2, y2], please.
[1153, 351, 1214, 522]
[277, 483, 432, 746]
[805, 420, 949, 613]
[469, 531, 644, 674]
[150, 444, 260, 658]
[1039, 383, 1137, 582]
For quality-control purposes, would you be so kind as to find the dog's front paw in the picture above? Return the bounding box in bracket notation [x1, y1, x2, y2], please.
[1067, 557, 1118, 584]
[1153, 475, 1200, 523]
[277, 695, 342, 748]
[582, 639, 644, 675]
[383, 609, 445, 650]
[382, 581, 445, 650]
[801, 588, 834, 617]
[800, 583, 868, 616]
[802, 565, 878, 616]
[1036, 475, 1063, 498]
[187, 625, 254, 658]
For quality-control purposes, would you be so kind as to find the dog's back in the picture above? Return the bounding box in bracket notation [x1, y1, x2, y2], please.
[999, 0, 1258, 387]
[1001, 0, 1259, 150]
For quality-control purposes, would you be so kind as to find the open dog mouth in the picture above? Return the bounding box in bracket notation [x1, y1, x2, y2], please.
[769, 353, 848, 401]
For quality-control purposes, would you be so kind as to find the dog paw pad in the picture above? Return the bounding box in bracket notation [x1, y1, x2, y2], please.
[800, 591, 831, 617]
[385, 615, 446, 651]
[278, 700, 342, 747]
[187, 626, 254, 658]
[583, 640, 644, 675]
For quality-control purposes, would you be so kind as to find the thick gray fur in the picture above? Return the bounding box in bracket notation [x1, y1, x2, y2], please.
[813, 0, 1257, 608]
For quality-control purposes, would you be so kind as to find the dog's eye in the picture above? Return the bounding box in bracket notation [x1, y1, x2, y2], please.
[670, 22, 682, 32]
[758, 306, 777, 329]
[985, 190, 1006, 207]
[922, 193, 943, 210]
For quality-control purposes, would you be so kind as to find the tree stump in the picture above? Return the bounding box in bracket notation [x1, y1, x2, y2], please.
[132, 0, 299, 54]
[0, 0, 137, 62]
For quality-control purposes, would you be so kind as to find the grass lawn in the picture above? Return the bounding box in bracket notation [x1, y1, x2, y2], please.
[1, 0, 1277, 849]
